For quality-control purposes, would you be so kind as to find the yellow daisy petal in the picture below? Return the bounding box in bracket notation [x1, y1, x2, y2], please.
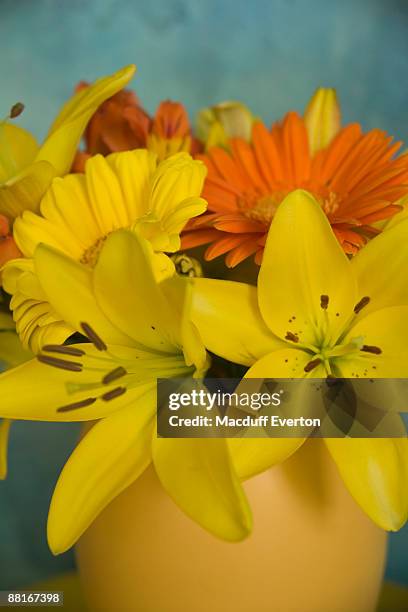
[106, 149, 158, 220]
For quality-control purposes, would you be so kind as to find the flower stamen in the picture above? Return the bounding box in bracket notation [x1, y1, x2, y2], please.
[42, 344, 85, 357]
[361, 345, 382, 355]
[320, 294, 329, 310]
[304, 358, 322, 372]
[37, 354, 83, 372]
[102, 366, 128, 385]
[101, 386, 127, 401]
[354, 296, 370, 314]
[80, 322, 108, 351]
[57, 397, 97, 413]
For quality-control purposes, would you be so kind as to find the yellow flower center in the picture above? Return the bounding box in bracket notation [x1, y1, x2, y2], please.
[284, 294, 382, 377]
[239, 188, 342, 227]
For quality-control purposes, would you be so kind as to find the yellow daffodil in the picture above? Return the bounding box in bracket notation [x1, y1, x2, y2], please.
[192, 189, 408, 531]
[2, 150, 207, 353]
[0, 230, 251, 552]
[0, 65, 135, 220]
[0, 309, 32, 478]
[196, 101, 255, 149]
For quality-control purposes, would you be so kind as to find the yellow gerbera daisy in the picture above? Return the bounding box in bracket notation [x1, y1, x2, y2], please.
[2, 150, 207, 353]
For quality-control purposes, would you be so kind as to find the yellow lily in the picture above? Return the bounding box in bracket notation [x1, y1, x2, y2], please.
[0, 230, 251, 553]
[192, 189, 408, 531]
[0, 65, 135, 220]
[2, 150, 207, 353]
[0, 309, 32, 478]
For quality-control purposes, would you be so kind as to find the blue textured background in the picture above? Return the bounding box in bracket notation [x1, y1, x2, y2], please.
[0, 0, 407, 588]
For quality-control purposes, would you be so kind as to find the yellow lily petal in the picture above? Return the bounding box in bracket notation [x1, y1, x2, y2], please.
[0, 161, 55, 219]
[0, 347, 150, 421]
[160, 274, 208, 373]
[37, 65, 136, 176]
[0, 66, 135, 219]
[351, 219, 408, 317]
[48, 388, 156, 554]
[152, 436, 252, 541]
[337, 306, 408, 378]
[0, 124, 39, 184]
[228, 349, 312, 480]
[325, 437, 408, 530]
[34, 243, 133, 347]
[258, 190, 357, 346]
[93, 230, 182, 352]
[192, 278, 280, 366]
[304, 87, 341, 155]
[0, 418, 11, 479]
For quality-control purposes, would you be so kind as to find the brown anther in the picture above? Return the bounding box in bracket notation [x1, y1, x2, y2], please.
[285, 331, 299, 343]
[361, 345, 382, 355]
[320, 295, 329, 310]
[80, 322, 107, 351]
[354, 296, 370, 314]
[102, 366, 127, 385]
[57, 397, 97, 413]
[37, 354, 83, 372]
[101, 386, 127, 401]
[42, 344, 85, 357]
[9, 102, 25, 118]
[304, 358, 322, 372]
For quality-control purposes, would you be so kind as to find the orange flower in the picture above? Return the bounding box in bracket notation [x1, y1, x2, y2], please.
[182, 112, 408, 267]
[0, 214, 21, 268]
[73, 85, 199, 170]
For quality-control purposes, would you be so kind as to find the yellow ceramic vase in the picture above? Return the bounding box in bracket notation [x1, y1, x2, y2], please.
[76, 440, 386, 612]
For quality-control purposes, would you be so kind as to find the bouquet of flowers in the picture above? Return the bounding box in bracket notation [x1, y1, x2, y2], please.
[0, 64, 407, 556]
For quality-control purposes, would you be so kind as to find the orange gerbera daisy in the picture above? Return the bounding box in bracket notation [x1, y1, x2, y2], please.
[182, 93, 408, 267]
[73, 84, 200, 170]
